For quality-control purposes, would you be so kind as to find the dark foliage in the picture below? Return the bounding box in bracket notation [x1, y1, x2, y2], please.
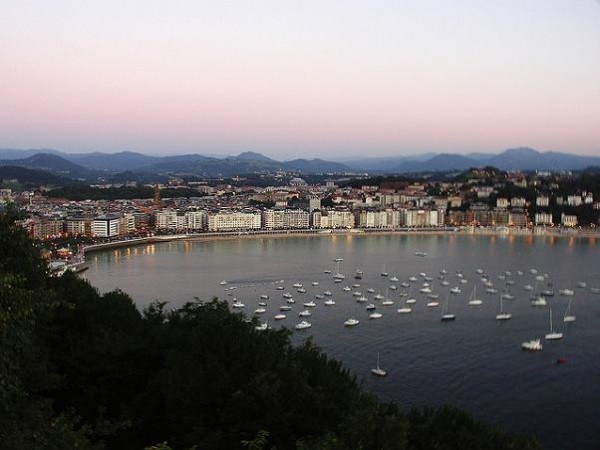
[0, 209, 543, 449]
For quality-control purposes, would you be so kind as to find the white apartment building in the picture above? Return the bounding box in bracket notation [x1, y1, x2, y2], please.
[535, 213, 553, 226]
[536, 196, 550, 207]
[404, 209, 443, 227]
[510, 197, 527, 207]
[311, 210, 354, 229]
[185, 211, 207, 230]
[561, 213, 578, 227]
[208, 212, 261, 231]
[496, 198, 509, 209]
[567, 195, 582, 207]
[262, 210, 310, 229]
[92, 214, 121, 237]
[357, 210, 388, 228]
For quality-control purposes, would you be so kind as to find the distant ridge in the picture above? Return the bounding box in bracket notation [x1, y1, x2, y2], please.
[1, 147, 599, 177]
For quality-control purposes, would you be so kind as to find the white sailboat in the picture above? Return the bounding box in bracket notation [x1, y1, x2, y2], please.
[563, 297, 576, 323]
[495, 293, 511, 320]
[545, 308, 563, 340]
[468, 285, 483, 306]
[371, 353, 387, 376]
[440, 295, 455, 321]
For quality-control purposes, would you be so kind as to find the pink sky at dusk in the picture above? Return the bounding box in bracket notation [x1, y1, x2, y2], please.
[1, 0, 599, 158]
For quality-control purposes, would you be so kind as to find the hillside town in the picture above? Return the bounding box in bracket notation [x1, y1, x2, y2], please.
[2, 167, 600, 243]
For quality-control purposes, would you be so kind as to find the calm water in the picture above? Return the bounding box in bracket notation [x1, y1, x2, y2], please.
[84, 233, 600, 449]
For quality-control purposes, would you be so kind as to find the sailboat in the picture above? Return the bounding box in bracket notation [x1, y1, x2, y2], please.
[468, 285, 483, 306]
[563, 297, 576, 323]
[495, 293, 511, 320]
[381, 265, 389, 277]
[371, 353, 387, 376]
[397, 296, 412, 314]
[333, 260, 345, 280]
[440, 295, 455, 321]
[545, 308, 563, 340]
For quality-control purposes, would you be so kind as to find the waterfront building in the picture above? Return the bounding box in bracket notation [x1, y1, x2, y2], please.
[92, 214, 121, 237]
[404, 209, 440, 227]
[567, 195, 582, 207]
[508, 209, 528, 227]
[262, 209, 310, 229]
[561, 214, 578, 227]
[207, 212, 261, 231]
[535, 213, 553, 226]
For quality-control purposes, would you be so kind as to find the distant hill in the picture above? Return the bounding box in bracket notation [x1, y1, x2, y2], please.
[0, 165, 74, 187]
[68, 151, 162, 171]
[283, 158, 351, 173]
[0, 153, 93, 179]
[234, 151, 277, 163]
[395, 154, 478, 173]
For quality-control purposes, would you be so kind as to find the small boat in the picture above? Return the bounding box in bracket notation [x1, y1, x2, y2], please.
[559, 288, 574, 297]
[254, 308, 266, 314]
[577, 281, 587, 288]
[495, 293, 511, 320]
[260, 294, 269, 300]
[459, 279, 468, 284]
[255, 322, 269, 331]
[400, 282, 410, 288]
[371, 353, 387, 376]
[521, 339, 543, 351]
[545, 308, 563, 340]
[475, 269, 484, 274]
[369, 312, 383, 319]
[419, 272, 427, 278]
[381, 272, 389, 277]
[389, 285, 397, 291]
[531, 296, 547, 307]
[366, 303, 376, 310]
[334, 257, 343, 262]
[486, 288, 498, 295]
[274, 314, 286, 320]
[286, 298, 296, 304]
[232, 299, 245, 308]
[517, 271, 523, 276]
[258, 302, 267, 306]
[356, 296, 368, 303]
[292, 283, 303, 288]
[283, 292, 293, 299]
[279, 305, 291, 311]
[354, 273, 363, 280]
[468, 286, 483, 306]
[530, 269, 538, 274]
[427, 293, 439, 299]
[440, 295, 455, 321]
[390, 276, 399, 282]
[312, 281, 319, 286]
[315, 294, 325, 299]
[409, 276, 418, 282]
[450, 286, 461, 294]
[324, 290, 333, 296]
[374, 293, 384, 300]
[299, 310, 312, 317]
[352, 283, 361, 288]
[324, 299, 336, 306]
[414, 251, 428, 257]
[276, 286, 285, 290]
[420, 287, 432, 294]
[426, 301, 440, 307]
[590, 287, 600, 294]
[501, 293, 515, 300]
[367, 288, 375, 293]
[563, 297, 576, 323]
[220, 280, 228, 286]
[344, 317, 359, 327]
[324, 269, 331, 274]
[382, 299, 394, 306]
[523, 284, 534, 291]
[297, 288, 307, 293]
[342, 286, 351, 292]
[406, 298, 417, 304]
[295, 320, 311, 330]
[440, 280, 450, 286]
[352, 291, 362, 297]
[303, 301, 316, 307]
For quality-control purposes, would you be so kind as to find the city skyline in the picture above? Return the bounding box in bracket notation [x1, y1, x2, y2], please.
[2, 1, 600, 158]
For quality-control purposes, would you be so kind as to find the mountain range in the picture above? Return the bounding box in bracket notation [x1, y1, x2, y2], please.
[1, 147, 599, 182]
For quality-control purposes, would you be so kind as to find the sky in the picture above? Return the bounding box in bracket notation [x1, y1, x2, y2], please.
[1, 0, 599, 159]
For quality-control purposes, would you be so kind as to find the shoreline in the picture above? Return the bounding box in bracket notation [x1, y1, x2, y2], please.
[81, 226, 600, 255]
